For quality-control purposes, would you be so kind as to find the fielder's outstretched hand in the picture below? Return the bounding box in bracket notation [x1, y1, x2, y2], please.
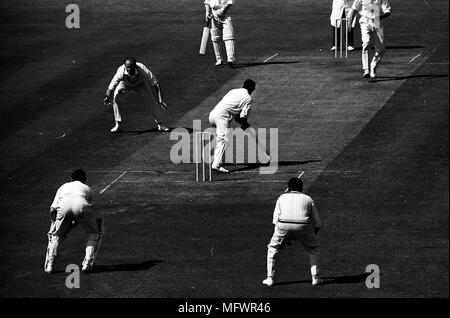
[159, 101, 168, 110]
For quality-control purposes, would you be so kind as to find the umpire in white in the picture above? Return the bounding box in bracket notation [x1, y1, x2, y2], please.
[263, 178, 323, 286]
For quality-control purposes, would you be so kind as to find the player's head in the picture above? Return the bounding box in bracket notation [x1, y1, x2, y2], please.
[243, 79, 256, 94]
[124, 57, 137, 75]
[71, 169, 87, 183]
[287, 178, 303, 192]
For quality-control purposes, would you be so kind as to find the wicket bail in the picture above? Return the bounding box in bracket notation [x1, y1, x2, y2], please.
[335, 18, 349, 59]
[194, 132, 212, 182]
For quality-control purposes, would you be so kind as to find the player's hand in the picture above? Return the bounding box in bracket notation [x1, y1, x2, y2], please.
[241, 121, 250, 131]
[216, 9, 225, 20]
[159, 101, 168, 110]
[103, 96, 112, 106]
[205, 12, 212, 22]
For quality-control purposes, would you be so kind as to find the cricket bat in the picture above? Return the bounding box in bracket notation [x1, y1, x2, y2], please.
[199, 19, 211, 55]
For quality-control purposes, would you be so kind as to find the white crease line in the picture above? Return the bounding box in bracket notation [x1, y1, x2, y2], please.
[99, 171, 127, 195]
[408, 54, 421, 64]
[264, 53, 278, 63]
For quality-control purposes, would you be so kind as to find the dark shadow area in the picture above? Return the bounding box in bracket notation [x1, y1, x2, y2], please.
[226, 160, 321, 172]
[275, 273, 370, 286]
[90, 260, 163, 273]
[232, 61, 300, 69]
[386, 45, 425, 49]
[118, 127, 189, 135]
[369, 74, 448, 83]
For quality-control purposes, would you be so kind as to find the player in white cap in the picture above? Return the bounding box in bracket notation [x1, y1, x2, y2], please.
[103, 57, 169, 133]
[348, 0, 391, 78]
[204, 0, 236, 67]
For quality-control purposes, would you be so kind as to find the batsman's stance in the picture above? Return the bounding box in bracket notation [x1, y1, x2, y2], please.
[348, 0, 391, 78]
[209, 79, 255, 173]
[44, 169, 104, 274]
[103, 57, 169, 133]
[263, 178, 323, 287]
[204, 0, 236, 67]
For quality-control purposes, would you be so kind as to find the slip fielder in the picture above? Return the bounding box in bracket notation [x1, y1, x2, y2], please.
[44, 169, 104, 274]
[348, 0, 391, 78]
[103, 57, 169, 133]
[204, 0, 236, 67]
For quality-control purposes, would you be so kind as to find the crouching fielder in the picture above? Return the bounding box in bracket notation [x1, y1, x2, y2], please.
[263, 178, 323, 287]
[44, 169, 104, 274]
[204, 0, 236, 67]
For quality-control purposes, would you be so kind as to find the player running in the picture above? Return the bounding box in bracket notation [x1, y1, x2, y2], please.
[348, 0, 391, 78]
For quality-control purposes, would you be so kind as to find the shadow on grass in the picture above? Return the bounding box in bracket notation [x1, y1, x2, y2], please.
[369, 74, 448, 83]
[274, 272, 370, 286]
[118, 127, 192, 135]
[226, 160, 321, 172]
[232, 61, 300, 69]
[90, 260, 163, 273]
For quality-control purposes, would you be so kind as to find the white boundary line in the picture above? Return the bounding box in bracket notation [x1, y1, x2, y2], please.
[99, 171, 127, 195]
[408, 54, 422, 64]
[263, 53, 278, 63]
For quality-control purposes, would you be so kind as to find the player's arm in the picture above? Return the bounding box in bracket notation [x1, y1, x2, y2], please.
[49, 187, 61, 221]
[204, 1, 212, 21]
[311, 201, 322, 235]
[380, 0, 391, 19]
[272, 198, 282, 225]
[104, 67, 122, 105]
[152, 83, 168, 110]
[234, 99, 252, 130]
[140, 64, 168, 110]
[219, 3, 233, 17]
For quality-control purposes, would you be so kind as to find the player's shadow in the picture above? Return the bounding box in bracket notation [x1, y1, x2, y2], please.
[120, 127, 192, 135]
[227, 159, 321, 172]
[386, 45, 425, 49]
[274, 272, 370, 286]
[232, 61, 300, 69]
[369, 74, 448, 83]
[91, 260, 163, 273]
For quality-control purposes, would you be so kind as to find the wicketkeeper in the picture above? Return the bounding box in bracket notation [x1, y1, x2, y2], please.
[263, 178, 323, 287]
[44, 169, 104, 274]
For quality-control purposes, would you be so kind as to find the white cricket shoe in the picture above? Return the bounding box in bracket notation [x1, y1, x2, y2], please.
[81, 259, 93, 273]
[262, 277, 274, 286]
[215, 59, 223, 66]
[312, 276, 324, 286]
[347, 46, 355, 51]
[157, 124, 170, 132]
[370, 69, 376, 78]
[363, 70, 370, 78]
[110, 122, 121, 133]
[44, 259, 55, 274]
[330, 46, 336, 51]
[212, 166, 229, 173]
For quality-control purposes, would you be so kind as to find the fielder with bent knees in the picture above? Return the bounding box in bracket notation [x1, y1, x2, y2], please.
[103, 57, 169, 133]
[209, 79, 255, 173]
[44, 169, 104, 274]
[263, 178, 323, 286]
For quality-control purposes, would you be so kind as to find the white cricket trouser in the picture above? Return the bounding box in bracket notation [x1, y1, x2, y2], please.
[112, 81, 163, 124]
[266, 223, 320, 279]
[46, 196, 101, 265]
[210, 16, 236, 62]
[360, 23, 385, 71]
[209, 108, 232, 168]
